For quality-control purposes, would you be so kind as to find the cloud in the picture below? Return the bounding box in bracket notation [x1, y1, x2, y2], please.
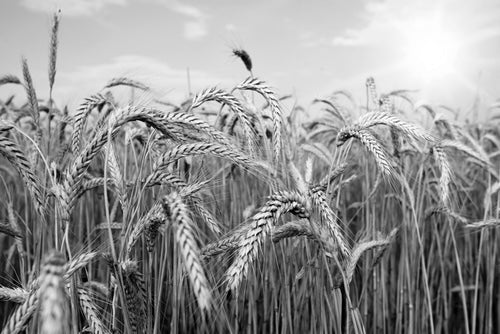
[331, 0, 500, 48]
[151, 0, 209, 40]
[21, 0, 209, 39]
[21, 0, 126, 16]
[184, 21, 207, 40]
[225, 23, 236, 32]
[55, 55, 230, 105]
[169, 2, 205, 19]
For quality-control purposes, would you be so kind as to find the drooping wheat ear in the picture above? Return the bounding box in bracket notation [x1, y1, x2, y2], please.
[201, 224, 251, 259]
[0, 123, 15, 133]
[64, 106, 233, 219]
[431, 144, 453, 207]
[312, 98, 346, 125]
[48, 10, 60, 92]
[0, 136, 45, 218]
[225, 191, 310, 291]
[104, 77, 150, 91]
[71, 93, 109, 153]
[232, 49, 253, 73]
[7, 202, 25, 257]
[0, 75, 22, 86]
[391, 128, 401, 159]
[0, 289, 38, 334]
[64, 251, 101, 280]
[194, 203, 222, 235]
[178, 179, 223, 235]
[370, 228, 399, 267]
[440, 139, 492, 168]
[103, 143, 127, 208]
[0, 222, 22, 238]
[379, 95, 392, 113]
[336, 127, 395, 177]
[21, 57, 39, 126]
[120, 261, 147, 334]
[73, 176, 109, 199]
[309, 188, 350, 257]
[157, 108, 232, 145]
[271, 220, 315, 241]
[236, 77, 283, 163]
[345, 228, 398, 285]
[0, 287, 29, 303]
[300, 155, 312, 180]
[356, 111, 435, 143]
[433, 113, 459, 140]
[146, 142, 263, 186]
[145, 215, 166, 252]
[424, 206, 468, 224]
[317, 162, 348, 190]
[163, 192, 211, 311]
[191, 87, 256, 154]
[223, 112, 238, 135]
[271, 220, 337, 256]
[463, 219, 500, 230]
[365, 77, 379, 109]
[127, 177, 217, 255]
[288, 159, 308, 194]
[126, 201, 165, 255]
[141, 170, 188, 188]
[77, 288, 112, 334]
[38, 251, 69, 334]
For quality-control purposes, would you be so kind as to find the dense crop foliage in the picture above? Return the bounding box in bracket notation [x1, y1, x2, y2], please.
[0, 14, 498, 334]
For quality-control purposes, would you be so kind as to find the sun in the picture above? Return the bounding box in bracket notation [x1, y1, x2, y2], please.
[403, 16, 459, 80]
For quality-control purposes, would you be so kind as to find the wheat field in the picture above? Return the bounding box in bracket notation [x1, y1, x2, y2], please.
[0, 13, 499, 334]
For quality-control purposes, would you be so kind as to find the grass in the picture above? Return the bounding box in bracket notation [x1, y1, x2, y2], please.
[0, 14, 499, 334]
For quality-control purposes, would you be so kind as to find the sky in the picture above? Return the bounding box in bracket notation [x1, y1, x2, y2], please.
[1, 0, 500, 116]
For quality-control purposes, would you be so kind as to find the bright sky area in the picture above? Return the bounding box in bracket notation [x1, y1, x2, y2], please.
[1, 0, 500, 115]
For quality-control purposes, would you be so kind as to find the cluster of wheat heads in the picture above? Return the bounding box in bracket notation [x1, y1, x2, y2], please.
[1, 13, 499, 334]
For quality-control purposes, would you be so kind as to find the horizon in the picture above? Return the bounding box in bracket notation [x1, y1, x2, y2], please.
[1, 0, 500, 117]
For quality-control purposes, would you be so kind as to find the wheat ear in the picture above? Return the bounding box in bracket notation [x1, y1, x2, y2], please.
[0, 136, 45, 218]
[225, 191, 310, 291]
[77, 288, 112, 334]
[0, 290, 38, 334]
[337, 127, 395, 177]
[191, 87, 256, 154]
[236, 77, 283, 163]
[163, 192, 211, 311]
[38, 251, 69, 334]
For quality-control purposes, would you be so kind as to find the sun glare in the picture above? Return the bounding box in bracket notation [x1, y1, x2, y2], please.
[403, 17, 459, 80]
